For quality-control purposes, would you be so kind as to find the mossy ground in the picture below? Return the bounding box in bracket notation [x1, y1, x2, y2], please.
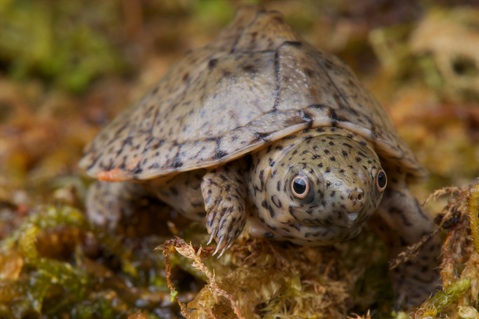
[1, 1, 479, 318]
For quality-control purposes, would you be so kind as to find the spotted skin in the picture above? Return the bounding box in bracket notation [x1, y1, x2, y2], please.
[201, 162, 248, 255]
[247, 127, 385, 245]
[82, 6, 441, 309]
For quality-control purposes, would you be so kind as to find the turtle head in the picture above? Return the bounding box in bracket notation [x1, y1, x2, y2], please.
[248, 128, 387, 245]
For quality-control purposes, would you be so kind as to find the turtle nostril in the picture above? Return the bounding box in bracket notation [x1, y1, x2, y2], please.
[357, 192, 363, 201]
[349, 189, 364, 202]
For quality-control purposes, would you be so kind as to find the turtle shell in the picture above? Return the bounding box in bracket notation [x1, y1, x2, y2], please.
[80, 7, 425, 182]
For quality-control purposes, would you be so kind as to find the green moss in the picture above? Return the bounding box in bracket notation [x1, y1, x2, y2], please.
[0, 204, 177, 318]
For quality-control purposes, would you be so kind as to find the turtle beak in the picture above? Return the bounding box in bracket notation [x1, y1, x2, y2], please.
[347, 212, 359, 222]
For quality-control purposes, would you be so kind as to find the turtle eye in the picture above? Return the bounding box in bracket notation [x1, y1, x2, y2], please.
[376, 169, 387, 191]
[291, 175, 310, 199]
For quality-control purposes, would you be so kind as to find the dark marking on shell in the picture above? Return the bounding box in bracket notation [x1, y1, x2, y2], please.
[208, 58, 218, 68]
[242, 64, 257, 73]
[254, 132, 271, 142]
[215, 150, 228, 159]
[300, 110, 313, 127]
[131, 164, 143, 175]
[329, 108, 339, 127]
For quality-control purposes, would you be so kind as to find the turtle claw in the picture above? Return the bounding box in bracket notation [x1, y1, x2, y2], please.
[207, 233, 215, 246]
[201, 164, 248, 257]
[212, 236, 225, 256]
[212, 237, 235, 258]
[207, 212, 241, 257]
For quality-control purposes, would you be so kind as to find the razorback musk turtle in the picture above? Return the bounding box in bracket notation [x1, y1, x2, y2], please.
[80, 7, 441, 307]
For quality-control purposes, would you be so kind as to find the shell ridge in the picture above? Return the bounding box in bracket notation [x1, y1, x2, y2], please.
[230, 8, 300, 53]
[229, 9, 263, 53]
[272, 45, 281, 111]
[273, 41, 304, 111]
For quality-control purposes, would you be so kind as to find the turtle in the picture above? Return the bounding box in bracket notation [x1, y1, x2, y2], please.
[80, 6, 441, 307]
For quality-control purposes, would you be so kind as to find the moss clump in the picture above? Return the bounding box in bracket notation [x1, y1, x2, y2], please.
[406, 184, 479, 319]
[0, 205, 177, 318]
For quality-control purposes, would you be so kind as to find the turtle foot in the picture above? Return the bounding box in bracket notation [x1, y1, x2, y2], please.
[201, 163, 248, 257]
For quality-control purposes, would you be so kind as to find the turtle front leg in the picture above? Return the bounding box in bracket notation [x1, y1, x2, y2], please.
[201, 161, 248, 256]
[375, 180, 441, 308]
